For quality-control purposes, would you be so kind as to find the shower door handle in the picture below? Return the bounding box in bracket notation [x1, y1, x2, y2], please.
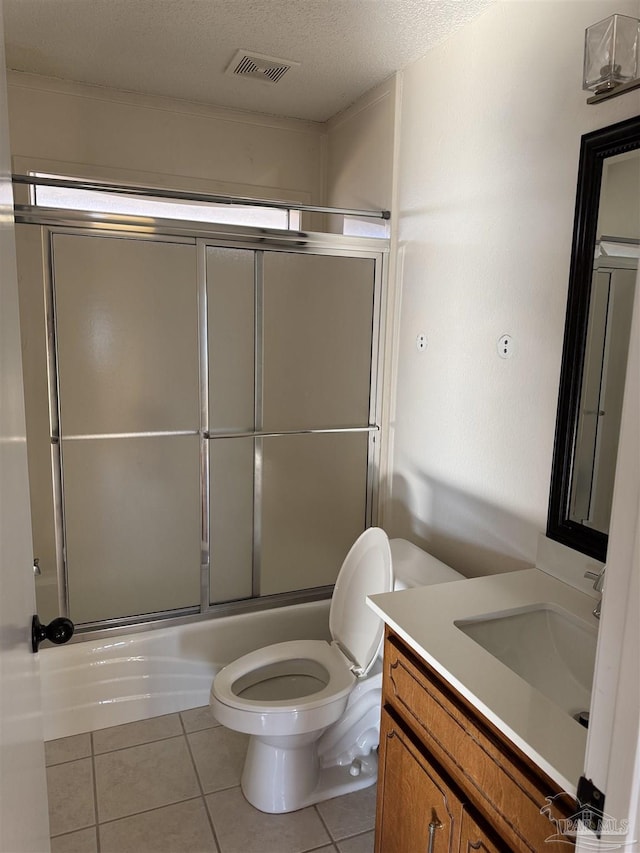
[31, 614, 75, 652]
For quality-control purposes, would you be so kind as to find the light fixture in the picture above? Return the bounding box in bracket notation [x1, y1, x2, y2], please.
[583, 14, 640, 103]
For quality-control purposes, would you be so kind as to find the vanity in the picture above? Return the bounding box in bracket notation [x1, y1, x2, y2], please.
[368, 569, 599, 852]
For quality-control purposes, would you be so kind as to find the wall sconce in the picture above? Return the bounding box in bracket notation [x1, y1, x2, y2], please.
[584, 13, 640, 103]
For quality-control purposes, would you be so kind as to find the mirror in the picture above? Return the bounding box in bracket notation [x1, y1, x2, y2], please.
[548, 116, 640, 562]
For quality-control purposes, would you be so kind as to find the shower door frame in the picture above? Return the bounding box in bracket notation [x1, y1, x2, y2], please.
[18, 208, 389, 638]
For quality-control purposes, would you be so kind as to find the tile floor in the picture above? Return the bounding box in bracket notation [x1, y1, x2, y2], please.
[45, 706, 376, 853]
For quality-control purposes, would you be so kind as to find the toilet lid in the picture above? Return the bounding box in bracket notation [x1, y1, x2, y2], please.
[329, 527, 393, 676]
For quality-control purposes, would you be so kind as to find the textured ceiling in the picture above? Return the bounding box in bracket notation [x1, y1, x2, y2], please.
[3, 0, 493, 122]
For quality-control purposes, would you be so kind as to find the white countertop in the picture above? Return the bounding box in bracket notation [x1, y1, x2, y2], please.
[368, 567, 599, 795]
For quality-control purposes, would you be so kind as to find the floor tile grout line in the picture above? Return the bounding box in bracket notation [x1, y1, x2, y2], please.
[178, 711, 188, 736]
[47, 718, 179, 746]
[49, 821, 97, 841]
[181, 718, 224, 852]
[337, 827, 375, 842]
[202, 795, 225, 853]
[45, 711, 221, 763]
[181, 723, 243, 797]
[90, 734, 102, 853]
[196, 780, 249, 798]
[302, 839, 340, 853]
[93, 793, 206, 828]
[93, 781, 208, 827]
[45, 740, 93, 768]
[313, 802, 339, 845]
[182, 723, 207, 792]
[179, 707, 222, 736]
[45, 755, 92, 769]
[92, 725, 186, 756]
[312, 796, 377, 847]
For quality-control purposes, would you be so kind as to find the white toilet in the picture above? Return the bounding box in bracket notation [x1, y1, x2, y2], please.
[210, 528, 464, 813]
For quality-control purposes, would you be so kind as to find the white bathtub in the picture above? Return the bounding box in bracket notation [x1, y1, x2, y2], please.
[39, 600, 331, 741]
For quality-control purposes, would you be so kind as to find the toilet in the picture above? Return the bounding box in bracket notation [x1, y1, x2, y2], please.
[210, 528, 464, 813]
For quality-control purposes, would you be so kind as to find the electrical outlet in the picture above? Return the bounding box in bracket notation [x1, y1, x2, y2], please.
[416, 333, 427, 352]
[497, 334, 513, 359]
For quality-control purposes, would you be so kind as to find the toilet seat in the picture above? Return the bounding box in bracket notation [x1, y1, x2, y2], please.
[209, 528, 393, 811]
[211, 639, 356, 737]
[213, 639, 355, 713]
[211, 528, 392, 737]
[329, 526, 393, 676]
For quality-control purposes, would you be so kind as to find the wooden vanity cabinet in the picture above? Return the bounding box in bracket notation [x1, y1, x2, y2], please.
[377, 708, 460, 852]
[375, 629, 578, 853]
[377, 707, 504, 852]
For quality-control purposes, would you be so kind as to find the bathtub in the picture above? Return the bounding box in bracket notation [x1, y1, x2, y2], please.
[39, 600, 331, 741]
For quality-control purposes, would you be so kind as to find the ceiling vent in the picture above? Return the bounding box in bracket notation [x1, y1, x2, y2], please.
[225, 50, 299, 85]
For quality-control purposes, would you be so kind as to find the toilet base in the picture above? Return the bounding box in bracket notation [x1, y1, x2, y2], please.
[241, 734, 378, 814]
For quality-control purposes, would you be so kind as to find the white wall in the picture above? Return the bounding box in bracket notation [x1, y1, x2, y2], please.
[324, 76, 401, 516]
[325, 76, 397, 215]
[388, 0, 640, 577]
[7, 72, 325, 207]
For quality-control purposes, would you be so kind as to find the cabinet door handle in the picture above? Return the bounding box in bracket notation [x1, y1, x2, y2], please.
[427, 817, 443, 853]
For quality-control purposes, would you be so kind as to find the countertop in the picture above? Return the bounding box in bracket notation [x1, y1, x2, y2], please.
[367, 567, 598, 795]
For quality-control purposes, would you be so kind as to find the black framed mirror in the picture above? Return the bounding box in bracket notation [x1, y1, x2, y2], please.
[548, 115, 640, 562]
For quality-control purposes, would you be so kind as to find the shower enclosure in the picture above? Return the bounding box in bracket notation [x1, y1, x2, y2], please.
[15, 184, 388, 634]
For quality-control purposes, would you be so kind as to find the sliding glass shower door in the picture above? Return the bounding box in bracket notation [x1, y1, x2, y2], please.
[23, 226, 383, 629]
[52, 234, 202, 623]
[207, 248, 376, 603]
[259, 251, 375, 595]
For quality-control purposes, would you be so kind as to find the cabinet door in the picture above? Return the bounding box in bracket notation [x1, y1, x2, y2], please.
[459, 809, 506, 853]
[376, 708, 462, 853]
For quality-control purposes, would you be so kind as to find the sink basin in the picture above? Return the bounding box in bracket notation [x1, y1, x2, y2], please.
[455, 605, 597, 719]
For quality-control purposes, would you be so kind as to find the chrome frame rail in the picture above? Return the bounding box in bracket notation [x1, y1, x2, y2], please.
[61, 430, 200, 441]
[205, 426, 379, 439]
[197, 240, 211, 612]
[13, 173, 391, 221]
[366, 253, 386, 527]
[14, 207, 389, 256]
[44, 231, 70, 616]
[253, 252, 264, 599]
[70, 585, 335, 641]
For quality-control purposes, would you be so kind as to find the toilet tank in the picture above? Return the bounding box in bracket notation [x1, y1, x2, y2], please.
[389, 538, 464, 589]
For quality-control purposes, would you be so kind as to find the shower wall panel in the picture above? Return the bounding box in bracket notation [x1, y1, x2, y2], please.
[206, 246, 255, 432]
[53, 234, 199, 435]
[262, 252, 375, 431]
[260, 432, 369, 596]
[209, 437, 254, 604]
[63, 435, 201, 623]
[52, 233, 201, 623]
